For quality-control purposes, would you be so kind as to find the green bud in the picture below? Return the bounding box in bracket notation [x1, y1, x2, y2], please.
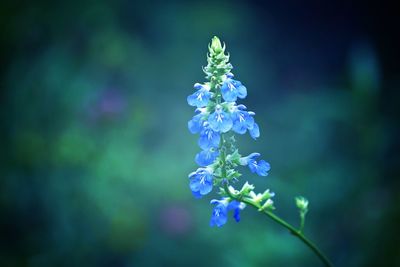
[258, 199, 275, 211]
[261, 189, 275, 201]
[239, 182, 255, 195]
[228, 185, 240, 197]
[248, 191, 263, 203]
[204, 36, 231, 81]
[248, 189, 275, 204]
[211, 36, 223, 53]
[218, 187, 227, 195]
[226, 149, 241, 165]
[226, 169, 242, 179]
[295, 196, 309, 212]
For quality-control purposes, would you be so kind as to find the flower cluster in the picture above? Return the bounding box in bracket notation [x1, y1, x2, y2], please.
[187, 37, 274, 227]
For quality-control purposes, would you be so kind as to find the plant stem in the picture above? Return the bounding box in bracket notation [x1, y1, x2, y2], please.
[225, 185, 333, 267]
[256, 204, 333, 267]
[299, 212, 306, 233]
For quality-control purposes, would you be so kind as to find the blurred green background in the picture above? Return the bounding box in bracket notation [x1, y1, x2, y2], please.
[1, 1, 399, 266]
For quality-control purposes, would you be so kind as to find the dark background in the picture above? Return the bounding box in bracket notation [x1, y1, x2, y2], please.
[1, 1, 399, 266]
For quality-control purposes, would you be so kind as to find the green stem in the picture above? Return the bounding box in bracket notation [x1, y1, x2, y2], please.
[224, 185, 333, 267]
[256, 204, 333, 267]
[299, 212, 306, 233]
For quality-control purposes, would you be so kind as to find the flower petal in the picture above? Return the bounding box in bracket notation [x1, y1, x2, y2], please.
[249, 122, 260, 139]
[248, 159, 258, 173]
[239, 152, 260, 165]
[198, 127, 220, 150]
[208, 109, 233, 133]
[256, 160, 271, 176]
[221, 81, 238, 102]
[189, 169, 213, 197]
[210, 203, 228, 227]
[198, 172, 213, 195]
[236, 84, 247, 99]
[188, 114, 203, 134]
[187, 84, 212, 107]
[195, 149, 219, 166]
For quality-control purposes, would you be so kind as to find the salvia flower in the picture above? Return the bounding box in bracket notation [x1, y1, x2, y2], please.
[239, 152, 261, 165]
[198, 125, 220, 150]
[187, 83, 212, 108]
[240, 153, 271, 176]
[189, 168, 214, 197]
[210, 198, 246, 227]
[208, 104, 233, 133]
[249, 122, 260, 140]
[231, 105, 255, 134]
[188, 113, 204, 134]
[195, 148, 219, 166]
[248, 158, 271, 176]
[221, 78, 247, 102]
[187, 36, 272, 227]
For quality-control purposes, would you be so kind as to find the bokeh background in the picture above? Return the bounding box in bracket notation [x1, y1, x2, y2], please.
[1, 1, 399, 266]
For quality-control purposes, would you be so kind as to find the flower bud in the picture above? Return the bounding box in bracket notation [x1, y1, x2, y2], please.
[295, 196, 309, 212]
[211, 36, 223, 53]
[248, 189, 275, 204]
[240, 182, 255, 195]
[258, 199, 275, 211]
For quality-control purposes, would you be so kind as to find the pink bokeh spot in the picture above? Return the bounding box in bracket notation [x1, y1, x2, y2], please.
[160, 205, 192, 236]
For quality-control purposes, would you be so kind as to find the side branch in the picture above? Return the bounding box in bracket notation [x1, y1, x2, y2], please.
[224, 185, 333, 267]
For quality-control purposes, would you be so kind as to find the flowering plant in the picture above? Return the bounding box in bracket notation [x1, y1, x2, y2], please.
[187, 36, 333, 267]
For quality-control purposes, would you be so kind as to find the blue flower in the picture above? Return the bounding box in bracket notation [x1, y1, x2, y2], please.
[248, 159, 270, 177]
[239, 152, 260, 165]
[195, 148, 219, 166]
[198, 125, 220, 150]
[209, 200, 228, 227]
[189, 168, 214, 197]
[192, 190, 203, 199]
[240, 153, 270, 176]
[187, 83, 212, 108]
[249, 122, 260, 140]
[231, 105, 255, 134]
[208, 105, 233, 133]
[210, 198, 246, 227]
[188, 113, 204, 134]
[221, 78, 247, 102]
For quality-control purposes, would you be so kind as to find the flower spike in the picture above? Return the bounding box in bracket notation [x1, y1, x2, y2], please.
[187, 36, 270, 226]
[186, 37, 333, 267]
